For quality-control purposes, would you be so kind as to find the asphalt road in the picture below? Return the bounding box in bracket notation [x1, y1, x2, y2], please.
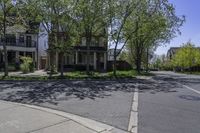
[138, 71, 200, 133]
[0, 80, 136, 131]
[0, 71, 200, 133]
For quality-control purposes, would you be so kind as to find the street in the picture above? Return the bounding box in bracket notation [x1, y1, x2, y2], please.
[0, 72, 200, 133]
[0, 80, 136, 131]
[139, 71, 200, 133]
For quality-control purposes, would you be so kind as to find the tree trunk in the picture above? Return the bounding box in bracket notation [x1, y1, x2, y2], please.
[48, 33, 57, 77]
[60, 53, 64, 77]
[135, 45, 142, 74]
[86, 35, 91, 75]
[135, 21, 141, 74]
[136, 57, 142, 74]
[3, 45, 8, 77]
[48, 50, 58, 77]
[113, 48, 117, 77]
[146, 48, 149, 72]
[3, 9, 8, 77]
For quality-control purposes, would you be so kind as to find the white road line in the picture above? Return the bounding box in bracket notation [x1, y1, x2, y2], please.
[182, 84, 200, 95]
[128, 86, 138, 133]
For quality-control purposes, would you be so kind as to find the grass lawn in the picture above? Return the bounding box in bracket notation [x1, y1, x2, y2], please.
[0, 70, 154, 81]
[178, 71, 200, 75]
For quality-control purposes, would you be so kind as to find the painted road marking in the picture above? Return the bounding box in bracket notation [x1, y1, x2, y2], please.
[128, 86, 138, 133]
[182, 84, 200, 95]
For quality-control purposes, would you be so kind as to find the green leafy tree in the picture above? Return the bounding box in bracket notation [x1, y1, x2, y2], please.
[194, 49, 200, 66]
[119, 50, 128, 61]
[172, 42, 200, 72]
[108, 0, 138, 76]
[19, 0, 78, 77]
[124, 0, 185, 73]
[0, 0, 20, 76]
[74, 0, 107, 75]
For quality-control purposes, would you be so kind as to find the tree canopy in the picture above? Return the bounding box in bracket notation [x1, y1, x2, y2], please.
[172, 42, 200, 70]
[123, 0, 185, 73]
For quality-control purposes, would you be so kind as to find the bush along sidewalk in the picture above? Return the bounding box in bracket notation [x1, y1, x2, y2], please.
[20, 56, 35, 74]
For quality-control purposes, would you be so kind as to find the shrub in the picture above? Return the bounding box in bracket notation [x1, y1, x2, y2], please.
[20, 63, 30, 74]
[20, 56, 34, 74]
[29, 62, 35, 72]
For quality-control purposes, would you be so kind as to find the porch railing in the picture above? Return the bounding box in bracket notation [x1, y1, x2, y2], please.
[0, 39, 37, 48]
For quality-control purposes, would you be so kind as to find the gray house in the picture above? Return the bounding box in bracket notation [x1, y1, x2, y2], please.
[0, 25, 39, 70]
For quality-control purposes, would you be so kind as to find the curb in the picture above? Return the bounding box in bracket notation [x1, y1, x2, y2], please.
[0, 100, 125, 133]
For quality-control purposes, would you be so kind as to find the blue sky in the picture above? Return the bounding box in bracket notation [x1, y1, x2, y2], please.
[155, 0, 200, 55]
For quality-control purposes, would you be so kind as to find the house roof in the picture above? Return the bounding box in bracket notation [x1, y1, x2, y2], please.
[167, 47, 200, 57]
[168, 47, 200, 52]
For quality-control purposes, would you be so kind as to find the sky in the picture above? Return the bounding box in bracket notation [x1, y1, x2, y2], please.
[155, 0, 200, 55]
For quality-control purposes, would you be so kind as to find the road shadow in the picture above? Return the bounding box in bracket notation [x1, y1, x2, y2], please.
[138, 76, 182, 94]
[152, 72, 200, 85]
[0, 80, 137, 105]
[179, 95, 200, 101]
[177, 78, 200, 85]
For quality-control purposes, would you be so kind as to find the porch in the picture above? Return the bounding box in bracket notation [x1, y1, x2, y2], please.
[56, 51, 107, 72]
[0, 51, 37, 71]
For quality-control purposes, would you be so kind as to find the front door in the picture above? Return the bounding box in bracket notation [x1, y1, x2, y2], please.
[40, 58, 47, 69]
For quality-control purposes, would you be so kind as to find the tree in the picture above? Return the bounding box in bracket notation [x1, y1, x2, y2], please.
[0, 0, 20, 76]
[74, 0, 107, 75]
[108, 0, 138, 76]
[194, 49, 200, 67]
[119, 50, 128, 61]
[172, 42, 200, 72]
[48, 0, 78, 77]
[124, 0, 185, 73]
[151, 54, 170, 70]
[19, 0, 78, 77]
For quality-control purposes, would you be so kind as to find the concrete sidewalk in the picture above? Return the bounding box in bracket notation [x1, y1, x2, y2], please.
[0, 100, 127, 133]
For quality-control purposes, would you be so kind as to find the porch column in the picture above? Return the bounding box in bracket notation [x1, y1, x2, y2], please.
[16, 33, 19, 46]
[32, 52, 35, 60]
[35, 51, 39, 70]
[32, 51, 38, 70]
[76, 51, 78, 64]
[104, 52, 107, 71]
[94, 52, 97, 71]
[16, 51, 20, 63]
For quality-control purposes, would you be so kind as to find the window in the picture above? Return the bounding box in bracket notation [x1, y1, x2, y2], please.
[99, 37, 104, 46]
[3, 34, 16, 45]
[91, 37, 99, 46]
[82, 37, 86, 46]
[7, 51, 16, 63]
[19, 35, 24, 43]
[26, 36, 32, 47]
[78, 53, 82, 63]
